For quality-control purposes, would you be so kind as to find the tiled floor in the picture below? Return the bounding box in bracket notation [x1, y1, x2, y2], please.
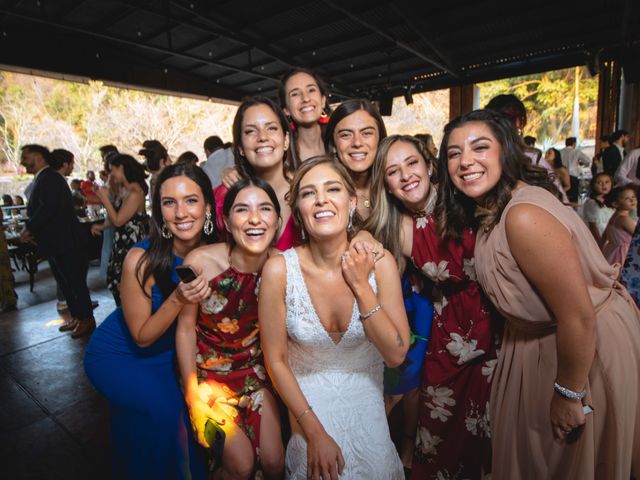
[0, 261, 114, 480]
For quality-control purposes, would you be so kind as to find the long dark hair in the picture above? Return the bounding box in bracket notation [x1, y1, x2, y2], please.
[325, 99, 388, 155]
[546, 148, 563, 169]
[435, 109, 555, 238]
[222, 177, 281, 246]
[136, 163, 216, 298]
[232, 96, 299, 177]
[108, 154, 150, 195]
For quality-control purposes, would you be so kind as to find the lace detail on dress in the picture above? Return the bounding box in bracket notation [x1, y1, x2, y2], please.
[281, 249, 403, 480]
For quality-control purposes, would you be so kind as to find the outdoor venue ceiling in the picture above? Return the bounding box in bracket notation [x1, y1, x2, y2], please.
[0, 0, 638, 103]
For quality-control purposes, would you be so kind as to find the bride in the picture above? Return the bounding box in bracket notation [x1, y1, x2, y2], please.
[259, 155, 409, 479]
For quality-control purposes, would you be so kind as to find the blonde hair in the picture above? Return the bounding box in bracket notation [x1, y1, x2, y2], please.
[288, 155, 360, 243]
[364, 135, 433, 271]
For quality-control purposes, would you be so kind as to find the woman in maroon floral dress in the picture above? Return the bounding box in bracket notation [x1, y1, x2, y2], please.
[366, 135, 499, 479]
[176, 177, 284, 479]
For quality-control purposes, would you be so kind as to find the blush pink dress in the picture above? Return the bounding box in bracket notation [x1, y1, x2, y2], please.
[602, 215, 634, 269]
[474, 185, 640, 480]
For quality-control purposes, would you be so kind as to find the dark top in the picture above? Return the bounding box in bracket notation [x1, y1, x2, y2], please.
[26, 167, 87, 256]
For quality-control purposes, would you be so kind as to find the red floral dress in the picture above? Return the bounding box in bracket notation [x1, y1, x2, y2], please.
[410, 214, 499, 480]
[196, 264, 269, 456]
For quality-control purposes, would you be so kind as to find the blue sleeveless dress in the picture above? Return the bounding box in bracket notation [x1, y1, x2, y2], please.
[84, 239, 206, 479]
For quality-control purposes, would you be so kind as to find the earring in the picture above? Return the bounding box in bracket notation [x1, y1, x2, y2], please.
[318, 109, 329, 125]
[347, 207, 354, 232]
[203, 211, 214, 235]
[161, 223, 173, 239]
[300, 228, 306, 241]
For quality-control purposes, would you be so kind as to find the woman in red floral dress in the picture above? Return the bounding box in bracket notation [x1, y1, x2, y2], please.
[366, 135, 499, 479]
[176, 178, 285, 479]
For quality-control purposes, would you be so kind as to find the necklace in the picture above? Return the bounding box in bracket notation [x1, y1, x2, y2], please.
[357, 193, 370, 209]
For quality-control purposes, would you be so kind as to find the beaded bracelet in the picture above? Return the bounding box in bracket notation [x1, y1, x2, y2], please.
[296, 406, 313, 424]
[359, 304, 382, 321]
[553, 382, 586, 400]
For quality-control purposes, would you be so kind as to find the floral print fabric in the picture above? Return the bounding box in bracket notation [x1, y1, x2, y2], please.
[621, 222, 640, 306]
[410, 214, 498, 480]
[196, 266, 269, 457]
[107, 210, 148, 305]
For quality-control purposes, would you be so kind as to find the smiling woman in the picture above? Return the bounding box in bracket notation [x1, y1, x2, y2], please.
[84, 163, 217, 480]
[438, 109, 640, 479]
[213, 96, 300, 251]
[176, 177, 284, 479]
[325, 99, 387, 221]
[259, 155, 408, 479]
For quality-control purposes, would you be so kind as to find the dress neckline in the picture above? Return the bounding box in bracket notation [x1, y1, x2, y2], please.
[290, 248, 356, 347]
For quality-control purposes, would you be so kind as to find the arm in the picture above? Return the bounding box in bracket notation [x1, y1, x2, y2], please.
[614, 155, 633, 186]
[615, 214, 637, 235]
[342, 248, 410, 367]
[259, 256, 345, 479]
[120, 248, 212, 347]
[505, 204, 596, 440]
[221, 167, 242, 189]
[96, 187, 143, 227]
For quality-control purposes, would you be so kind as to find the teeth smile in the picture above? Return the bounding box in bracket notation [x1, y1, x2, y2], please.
[350, 153, 366, 160]
[246, 229, 265, 236]
[256, 147, 274, 154]
[175, 222, 193, 231]
[403, 181, 419, 191]
[462, 173, 483, 181]
[314, 211, 335, 219]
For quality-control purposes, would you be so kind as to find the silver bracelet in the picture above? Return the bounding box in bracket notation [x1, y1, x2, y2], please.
[359, 304, 382, 321]
[296, 406, 313, 424]
[553, 382, 586, 400]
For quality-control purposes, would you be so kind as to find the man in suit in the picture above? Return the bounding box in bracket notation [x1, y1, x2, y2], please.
[603, 129, 629, 178]
[19, 144, 96, 338]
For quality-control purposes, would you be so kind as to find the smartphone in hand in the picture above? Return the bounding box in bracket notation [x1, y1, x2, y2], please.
[176, 265, 197, 283]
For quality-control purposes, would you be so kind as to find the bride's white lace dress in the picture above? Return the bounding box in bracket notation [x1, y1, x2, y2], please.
[282, 249, 403, 479]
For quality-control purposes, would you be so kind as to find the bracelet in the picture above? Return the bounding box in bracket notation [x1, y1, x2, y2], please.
[359, 304, 382, 321]
[553, 382, 586, 400]
[296, 406, 313, 424]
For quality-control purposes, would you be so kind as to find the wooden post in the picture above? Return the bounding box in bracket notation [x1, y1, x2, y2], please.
[449, 84, 475, 120]
[595, 60, 621, 152]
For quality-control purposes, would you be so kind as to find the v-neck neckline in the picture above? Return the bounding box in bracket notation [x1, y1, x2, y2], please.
[291, 249, 356, 347]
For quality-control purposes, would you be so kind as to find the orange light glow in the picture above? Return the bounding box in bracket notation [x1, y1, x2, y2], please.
[45, 319, 65, 327]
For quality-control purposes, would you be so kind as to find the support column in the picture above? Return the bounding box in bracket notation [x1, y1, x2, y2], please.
[449, 84, 476, 120]
[595, 60, 621, 152]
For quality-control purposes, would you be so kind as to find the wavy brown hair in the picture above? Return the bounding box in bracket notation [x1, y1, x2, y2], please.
[287, 155, 360, 243]
[435, 109, 556, 238]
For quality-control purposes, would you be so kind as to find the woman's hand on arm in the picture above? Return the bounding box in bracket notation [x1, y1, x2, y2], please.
[505, 204, 595, 442]
[341, 248, 410, 367]
[349, 230, 385, 262]
[259, 255, 345, 479]
[221, 167, 242, 189]
[120, 250, 211, 347]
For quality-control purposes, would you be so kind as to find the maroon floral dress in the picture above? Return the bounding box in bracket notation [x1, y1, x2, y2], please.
[196, 264, 269, 456]
[410, 214, 499, 480]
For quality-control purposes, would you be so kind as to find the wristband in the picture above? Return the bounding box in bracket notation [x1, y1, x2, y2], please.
[553, 382, 586, 400]
[359, 304, 382, 321]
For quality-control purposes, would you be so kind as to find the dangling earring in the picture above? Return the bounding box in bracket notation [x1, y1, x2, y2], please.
[288, 116, 296, 132]
[318, 109, 329, 125]
[347, 207, 354, 232]
[300, 228, 306, 241]
[161, 223, 173, 239]
[203, 211, 214, 235]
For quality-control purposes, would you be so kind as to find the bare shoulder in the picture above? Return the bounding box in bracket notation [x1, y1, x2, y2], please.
[505, 202, 570, 239]
[123, 246, 147, 272]
[375, 249, 400, 276]
[262, 253, 286, 280]
[184, 242, 227, 265]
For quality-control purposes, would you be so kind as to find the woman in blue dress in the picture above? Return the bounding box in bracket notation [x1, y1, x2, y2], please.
[84, 163, 217, 479]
